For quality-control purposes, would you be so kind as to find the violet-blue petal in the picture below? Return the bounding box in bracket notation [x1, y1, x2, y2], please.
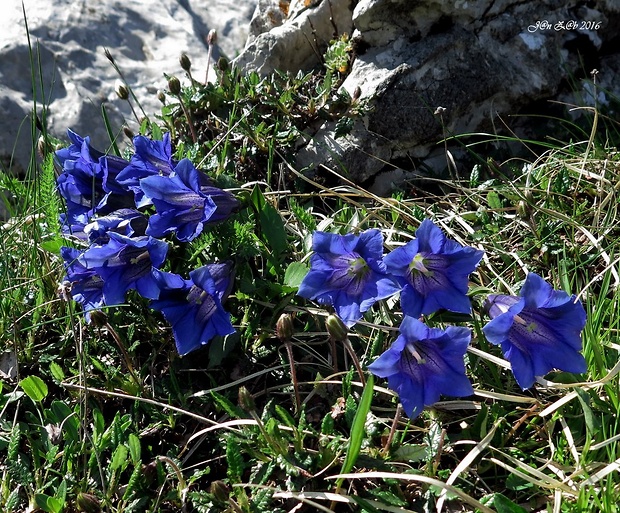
[79, 233, 168, 306]
[369, 316, 473, 419]
[61, 246, 105, 320]
[151, 264, 235, 356]
[384, 219, 483, 318]
[482, 273, 587, 389]
[140, 160, 218, 242]
[297, 229, 401, 327]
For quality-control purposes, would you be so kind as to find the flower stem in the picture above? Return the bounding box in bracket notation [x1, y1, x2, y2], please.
[284, 341, 301, 414]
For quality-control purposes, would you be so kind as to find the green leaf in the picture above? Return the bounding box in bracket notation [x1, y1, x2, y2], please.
[392, 444, 427, 463]
[35, 494, 63, 513]
[479, 492, 527, 513]
[128, 433, 141, 464]
[575, 388, 600, 436]
[283, 262, 308, 288]
[110, 444, 129, 472]
[259, 203, 288, 258]
[487, 191, 502, 210]
[49, 362, 65, 383]
[210, 390, 245, 419]
[226, 436, 244, 482]
[336, 375, 374, 490]
[274, 404, 296, 428]
[19, 375, 48, 402]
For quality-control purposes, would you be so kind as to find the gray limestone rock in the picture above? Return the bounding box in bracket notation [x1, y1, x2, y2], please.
[0, 0, 255, 176]
[236, 0, 620, 189]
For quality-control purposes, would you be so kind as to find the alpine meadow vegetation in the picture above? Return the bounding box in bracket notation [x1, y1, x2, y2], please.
[2, 21, 620, 513]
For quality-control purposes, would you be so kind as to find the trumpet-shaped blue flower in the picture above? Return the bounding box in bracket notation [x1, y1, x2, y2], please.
[61, 246, 105, 320]
[78, 233, 168, 306]
[368, 316, 473, 419]
[140, 159, 219, 242]
[116, 133, 176, 206]
[482, 272, 587, 389]
[84, 209, 147, 245]
[56, 130, 133, 236]
[297, 229, 401, 327]
[151, 262, 235, 356]
[384, 219, 483, 318]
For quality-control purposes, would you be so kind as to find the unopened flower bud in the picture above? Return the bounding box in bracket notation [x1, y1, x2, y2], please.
[238, 386, 256, 412]
[76, 492, 101, 513]
[157, 90, 167, 104]
[276, 313, 294, 342]
[89, 310, 108, 327]
[210, 480, 230, 502]
[167, 76, 181, 95]
[104, 48, 115, 64]
[517, 200, 528, 219]
[179, 52, 192, 72]
[123, 125, 135, 140]
[326, 314, 348, 342]
[37, 135, 48, 158]
[207, 29, 217, 46]
[217, 56, 229, 72]
[114, 80, 129, 100]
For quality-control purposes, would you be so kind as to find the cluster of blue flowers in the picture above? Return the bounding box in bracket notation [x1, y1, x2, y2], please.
[297, 220, 587, 419]
[57, 130, 239, 356]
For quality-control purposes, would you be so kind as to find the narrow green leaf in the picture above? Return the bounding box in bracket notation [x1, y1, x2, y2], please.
[49, 362, 65, 383]
[101, 103, 121, 156]
[336, 374, 374, 490]
[226, 436, 244, 481]
[575, 388, 600, 435]
[128, 433, 141, 464]
[19, 375, 48, 402]
[210, 390, 245, 419]
[259, 203, 288, 258]
[480, 492, 527, 513]
[110, 444, 129, 472]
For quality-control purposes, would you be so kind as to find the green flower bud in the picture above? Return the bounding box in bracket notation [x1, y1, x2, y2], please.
[179, 52, 192, 72]
[76, 492, 101, 513]
[326, 314, 348, 342]
[167, 76, 181, 95]
[217, 56, 229, 72]
[238, 386, 256, 412]
[276, 313, 294, 342]
[123, 125, 135, 140]
[114, 79, 129, 100]
[210, 480, 230, 502]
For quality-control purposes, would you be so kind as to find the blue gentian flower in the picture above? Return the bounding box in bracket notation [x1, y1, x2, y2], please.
[384, 219, 483, 318]
[84, 209, 147, 245]
[297, 229, 401, 327]
[116, 133, 176, 206]
[482, 272, 587, 390]
[151, 262, 235, 355]
[78, 233, 168, 306]
[139, 159, 219, 242]
[61, 246, 105, 320]
[368, 316, 473, 419]
[55, 130, 133, 236]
